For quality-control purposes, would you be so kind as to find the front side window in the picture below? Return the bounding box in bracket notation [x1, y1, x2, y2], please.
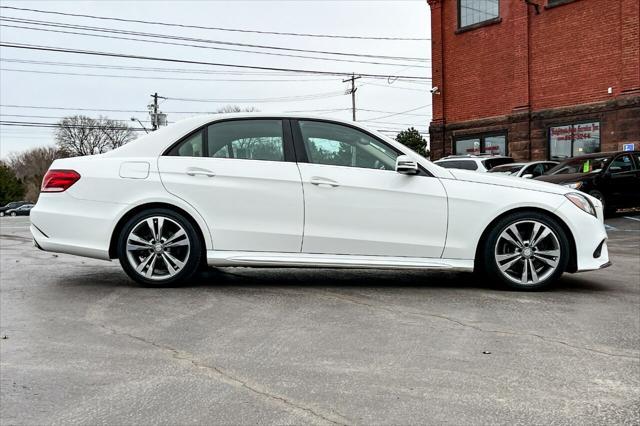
[208, 120, 284, 162]
[455, 133, 507, 156]
[608, 155, 635, 174]
[298, 121, 398, 171]
[459, 0, 499, 28]
[549, 122, 600, 160]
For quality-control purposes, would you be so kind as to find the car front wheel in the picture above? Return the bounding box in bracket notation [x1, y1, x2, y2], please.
[117, 208, 202, 286]
[10, 212, 16, 217]
[482, 212, 570, 290]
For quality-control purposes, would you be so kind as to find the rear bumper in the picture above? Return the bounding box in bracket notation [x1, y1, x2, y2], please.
[30, 193, 124, 261]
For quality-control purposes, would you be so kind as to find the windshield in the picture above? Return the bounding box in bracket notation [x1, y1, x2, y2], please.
[488, 164, 524, 175]
[548, 156, 612, 175]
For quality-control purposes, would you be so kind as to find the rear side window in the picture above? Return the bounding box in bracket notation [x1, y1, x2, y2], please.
[169, 131, 204, 157]
[166, 120, 284, 161]
[437, 160, 478, 171]
[208, 120, 284, 162]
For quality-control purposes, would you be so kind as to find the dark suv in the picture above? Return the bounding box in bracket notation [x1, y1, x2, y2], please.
[535, 151, 640, 215]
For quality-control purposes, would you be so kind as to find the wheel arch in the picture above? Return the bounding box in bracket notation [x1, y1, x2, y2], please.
[473, 207, 578, 273]
[108, 202, 208, 260]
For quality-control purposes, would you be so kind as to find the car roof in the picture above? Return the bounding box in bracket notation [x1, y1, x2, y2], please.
[559, 151, 638, 160]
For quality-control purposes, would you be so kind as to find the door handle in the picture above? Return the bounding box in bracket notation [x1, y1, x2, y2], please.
[310, 177, 340, 187]
[186, 167, 215, 177]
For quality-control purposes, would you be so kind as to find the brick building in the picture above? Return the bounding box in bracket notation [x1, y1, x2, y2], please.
[427, 0, 640, 161]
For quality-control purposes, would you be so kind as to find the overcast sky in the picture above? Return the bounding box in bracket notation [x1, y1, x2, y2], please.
[0, 0, 431, 157]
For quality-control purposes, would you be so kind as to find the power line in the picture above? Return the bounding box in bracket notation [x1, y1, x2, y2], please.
[0, 20, 429, 68]
[0, 16, 430, 63]
[0, 67, 343, 83]
[162, 91, 348, 103]
[0, 120, 146, 131]
[362, 104, 431, 121]
[0, 42, 432, 81]
[0, 5, 429, 41]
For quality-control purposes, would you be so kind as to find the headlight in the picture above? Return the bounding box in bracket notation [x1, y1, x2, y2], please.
[565, 193, 596, 216]
[563, 182, 583, 189]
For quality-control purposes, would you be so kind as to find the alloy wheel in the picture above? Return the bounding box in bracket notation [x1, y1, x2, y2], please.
[125, 216, 191, 281]
[494, 220, 561, 286]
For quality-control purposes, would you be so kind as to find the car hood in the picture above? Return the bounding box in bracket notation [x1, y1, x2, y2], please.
[534, 172, 595, 184]
[448, 169, 570, 195]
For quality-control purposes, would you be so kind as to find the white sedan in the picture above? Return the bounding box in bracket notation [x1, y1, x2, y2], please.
[31, 114, 610, 290]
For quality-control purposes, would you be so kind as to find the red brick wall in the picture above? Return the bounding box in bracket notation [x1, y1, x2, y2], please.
[429, 0, 640, 123]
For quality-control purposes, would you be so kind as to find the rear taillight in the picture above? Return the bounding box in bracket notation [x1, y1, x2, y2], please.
[41, 169, 81, 193]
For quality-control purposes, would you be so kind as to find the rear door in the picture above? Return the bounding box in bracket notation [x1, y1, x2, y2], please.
[158, 118, 304, 252]
[603, 154, 638, 208]
[292, 119, 448, 258]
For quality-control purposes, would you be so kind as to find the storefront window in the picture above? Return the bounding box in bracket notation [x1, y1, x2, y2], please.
[549, 122, 600, 160]
[455, 133, 506, 155]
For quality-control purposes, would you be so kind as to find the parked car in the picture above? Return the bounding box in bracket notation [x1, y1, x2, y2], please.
[4, 204, 34, 217]
[434, 154, 514, 172]
[31, 114, 609, 290]
[0, 201, 29, 216]
[535, 151, 640, 215]
[488, 161, 559, 178]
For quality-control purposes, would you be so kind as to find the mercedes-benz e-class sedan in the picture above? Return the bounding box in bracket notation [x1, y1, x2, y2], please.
[31, 114, 610, 290]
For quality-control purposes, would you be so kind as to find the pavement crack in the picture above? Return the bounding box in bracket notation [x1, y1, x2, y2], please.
[317, 290, 639, 360]
[96, 324, 350, 426]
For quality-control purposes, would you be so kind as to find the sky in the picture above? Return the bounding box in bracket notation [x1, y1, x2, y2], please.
[0, 0, 432, 158]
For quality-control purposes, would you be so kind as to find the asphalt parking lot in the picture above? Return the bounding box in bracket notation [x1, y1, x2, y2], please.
[1, 215, 639, 425]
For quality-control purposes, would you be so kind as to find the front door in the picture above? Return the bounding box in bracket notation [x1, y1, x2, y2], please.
[158, 119, 304, 252]
[292, 119, 448, 258]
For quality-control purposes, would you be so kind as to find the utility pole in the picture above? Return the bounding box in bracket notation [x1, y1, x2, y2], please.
[342, 73, 361, 121]
[148, 92, 167, 131]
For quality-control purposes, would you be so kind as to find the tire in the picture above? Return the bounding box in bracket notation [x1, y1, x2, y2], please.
[117, 208, 202, 287]
[481, 211, 570, 290]
[0, 212, 4, 217]
[10, 212, 16, 217]
[588, 190, 614, 216]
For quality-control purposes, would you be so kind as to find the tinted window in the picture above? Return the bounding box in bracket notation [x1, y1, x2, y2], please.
[437, 160, 478, 171]
[482, 157, 514, 170]
[208, 120, 284, 162]
[298, 121, 398, 171]
[549, 156, 612, 175]
[459, 0, 499, 28]
[609, 155, 635, 174]
[170, 131, 204, 157]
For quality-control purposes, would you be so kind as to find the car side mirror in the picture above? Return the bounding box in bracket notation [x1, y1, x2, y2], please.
[522, 174, 534, 179]
[395, 155, 419, 175]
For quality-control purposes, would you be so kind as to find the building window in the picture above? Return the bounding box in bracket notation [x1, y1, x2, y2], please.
[458, 0, 499, 28]
[549, 122, 600, 160]
[455, 132, 507, 155]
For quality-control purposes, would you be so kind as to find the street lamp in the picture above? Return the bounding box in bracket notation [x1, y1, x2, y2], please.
[130, 117, 149, 134]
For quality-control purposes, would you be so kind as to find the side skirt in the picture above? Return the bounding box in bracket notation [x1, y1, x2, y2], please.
[206, 251, 474, 271]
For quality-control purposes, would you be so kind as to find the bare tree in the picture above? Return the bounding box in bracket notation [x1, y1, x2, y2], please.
[7, 146, 67, 202]
[215, 105, 260, 113]
[55, 115, 136, 156]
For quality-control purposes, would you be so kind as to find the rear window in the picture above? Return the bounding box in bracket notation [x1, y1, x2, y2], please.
[437, 160, 478, 171]
[482, 157, 514, 170]
[488, 164, 523, 175]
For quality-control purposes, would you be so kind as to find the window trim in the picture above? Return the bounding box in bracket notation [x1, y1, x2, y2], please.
[457, 0, 501, 32]
[291, 118, 432, 176]
[453, 130, 508, 156]
[547, 119, 601, 161]
[163, 117, 296, 162]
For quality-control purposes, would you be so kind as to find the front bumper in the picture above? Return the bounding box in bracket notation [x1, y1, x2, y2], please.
[554, 199, 610, 272]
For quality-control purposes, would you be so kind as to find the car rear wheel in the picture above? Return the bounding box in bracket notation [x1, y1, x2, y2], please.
[10, 212, 16, 217]
[0, 212, 4, 217]
[482, 212, 570, 290]
[117, 208, 202, 286]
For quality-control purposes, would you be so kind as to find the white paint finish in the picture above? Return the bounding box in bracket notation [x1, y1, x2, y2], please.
[30, 115, 610, 277]
[158, 156, 304, 252]
[298, 163, 448, 257]
[119, 161, 150, 179]
[207, 250, 473, 270]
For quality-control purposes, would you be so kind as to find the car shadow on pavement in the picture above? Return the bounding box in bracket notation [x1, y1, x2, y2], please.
[55, 266, 611, 294]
